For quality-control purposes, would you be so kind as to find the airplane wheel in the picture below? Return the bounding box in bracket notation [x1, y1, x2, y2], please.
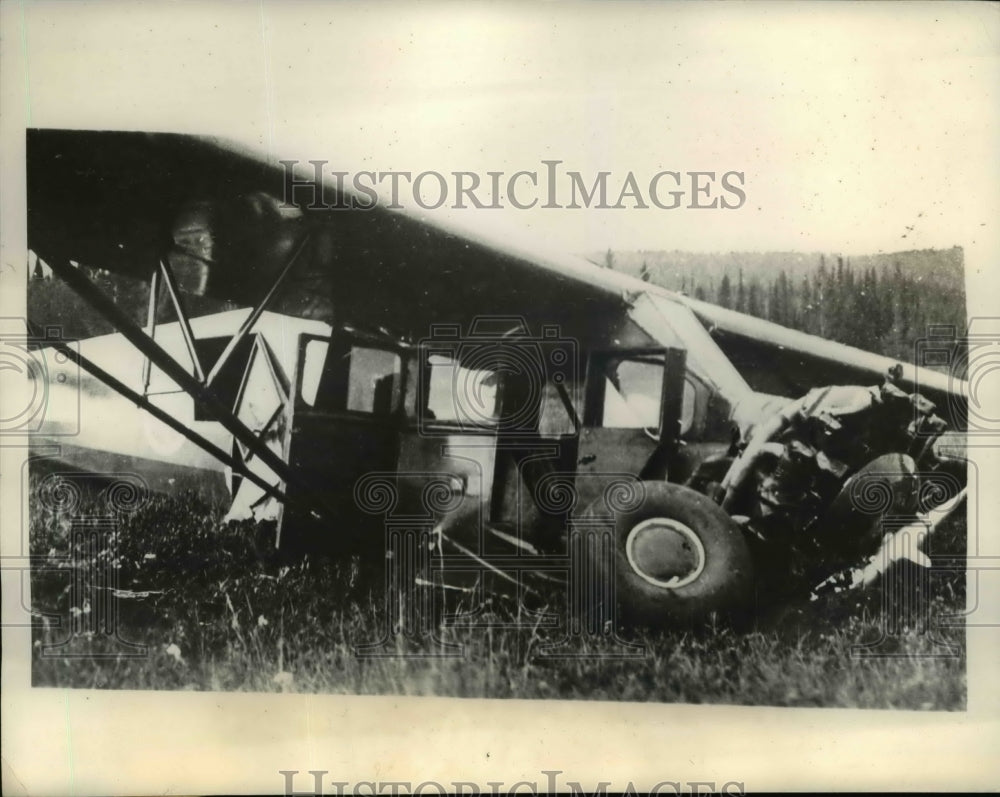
[579, 482, 754, 628]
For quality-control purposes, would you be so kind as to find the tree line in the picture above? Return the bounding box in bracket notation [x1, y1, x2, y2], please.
[609, 248, 966, 370]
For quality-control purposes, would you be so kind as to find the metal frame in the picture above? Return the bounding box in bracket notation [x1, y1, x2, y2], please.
[141, 235, 309, 396]
[141, 265, 160, 394]
[582, 346, 673, 432]
[157, 257, 206, 383]
[26, 319, 290, 506]
[205, 235, 310, 387]
[41, 238, 330, 522]
[230, 335, 290, 489]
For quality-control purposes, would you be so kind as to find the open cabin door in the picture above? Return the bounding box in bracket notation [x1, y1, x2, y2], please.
[279, 330, 408, 553]
[574, 346, 687, 512]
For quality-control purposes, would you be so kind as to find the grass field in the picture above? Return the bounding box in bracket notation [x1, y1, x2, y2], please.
[29, 472, 967, 709]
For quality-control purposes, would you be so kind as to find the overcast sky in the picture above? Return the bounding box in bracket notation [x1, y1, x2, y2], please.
[10, 1, 1000, 267]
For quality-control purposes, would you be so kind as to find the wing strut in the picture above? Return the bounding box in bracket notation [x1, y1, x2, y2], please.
[204, 234, 310, 386]
[27, 320, 291, 506]
[42, 251, 330, 521]
[141, 264, 160, 393]
[157, 257, 206, 382]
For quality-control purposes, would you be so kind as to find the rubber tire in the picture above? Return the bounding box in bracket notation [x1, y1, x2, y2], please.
[579, 481, 754, 629]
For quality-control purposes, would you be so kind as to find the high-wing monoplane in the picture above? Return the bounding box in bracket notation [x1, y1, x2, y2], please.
[24, 129, 968, 626]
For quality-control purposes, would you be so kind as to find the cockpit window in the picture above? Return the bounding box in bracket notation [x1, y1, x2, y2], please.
[424, 353, 500, 424]
[680, 377, 697, 436]
[300, 338, 401, 415]
[598, 355, 664, 429]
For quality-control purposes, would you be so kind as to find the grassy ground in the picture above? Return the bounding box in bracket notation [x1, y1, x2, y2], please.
[29, 473, 966, 708]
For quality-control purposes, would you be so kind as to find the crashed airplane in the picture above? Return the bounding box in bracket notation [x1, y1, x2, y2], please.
[25, 128, 968, 627]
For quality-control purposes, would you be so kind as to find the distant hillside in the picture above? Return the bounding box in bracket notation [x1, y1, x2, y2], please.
[589, 247, 966, 373]
[588, 247, 964, 297]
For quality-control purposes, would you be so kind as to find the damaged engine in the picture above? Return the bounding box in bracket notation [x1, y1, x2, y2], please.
[709, 374, 960, 601]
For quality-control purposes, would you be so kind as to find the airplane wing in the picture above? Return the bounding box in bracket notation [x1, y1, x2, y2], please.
[26, 128, 639, 523]
[26, 127, 966, 487]
[668, 293, 964, 415]
[27, 128, 626, 338]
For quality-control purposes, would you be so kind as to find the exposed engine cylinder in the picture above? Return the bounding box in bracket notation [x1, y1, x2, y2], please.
[722, 375, 950, 594]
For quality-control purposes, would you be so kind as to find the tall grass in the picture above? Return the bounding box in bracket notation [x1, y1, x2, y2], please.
[29, 472, 966, 709]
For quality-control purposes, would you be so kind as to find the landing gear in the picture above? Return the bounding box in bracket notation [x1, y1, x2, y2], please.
[580, 481, 755, 628]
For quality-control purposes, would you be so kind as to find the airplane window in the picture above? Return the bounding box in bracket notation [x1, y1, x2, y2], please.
[346, 347, 401, 414]
[300, 339, 328, 406]
[601, 357, 663, 429]
[300, 339, 400, 414]
[539, 381, 576, 436]
[425, 353, 499, 424]
[679, 377, 697, 436]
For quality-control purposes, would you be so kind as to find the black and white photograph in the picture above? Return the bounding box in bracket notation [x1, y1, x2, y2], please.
[2, 2, 998, 794]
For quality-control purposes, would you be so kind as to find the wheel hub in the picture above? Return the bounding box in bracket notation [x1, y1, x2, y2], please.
[625, 518, 706, 589]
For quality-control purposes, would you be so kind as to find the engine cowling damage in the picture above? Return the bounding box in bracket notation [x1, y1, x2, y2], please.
[706, 374, 962, 607]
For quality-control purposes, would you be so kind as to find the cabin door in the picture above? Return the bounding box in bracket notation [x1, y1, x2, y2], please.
[574, 346, 687, 512]
[281, 331, 406, 553]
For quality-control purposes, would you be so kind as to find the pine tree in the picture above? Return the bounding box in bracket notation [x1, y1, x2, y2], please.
[801, 275, 813, 334]
[877, 267, 894, 342]
[747, 279, 762, 318]
[897, 263, 912, 337]
[717, 274, 733, 309]
[842, 265, 860, 345]
[815, 256, 828, 337]
[774, 270, 791, 326]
